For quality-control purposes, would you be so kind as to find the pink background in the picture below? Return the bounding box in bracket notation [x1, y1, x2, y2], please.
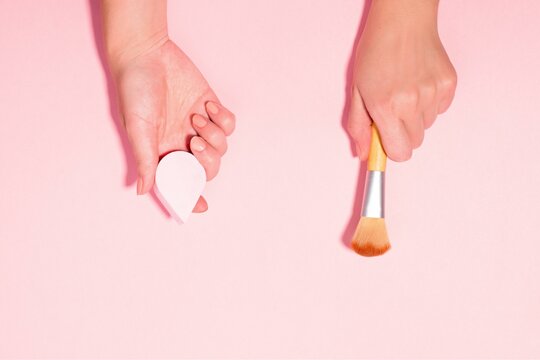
[1, 0, 540, 358]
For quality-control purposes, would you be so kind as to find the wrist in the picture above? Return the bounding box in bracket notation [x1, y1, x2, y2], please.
[368, 0, 439, 32]
[101, 0, 169, 74]
[106, 28, 169, 74]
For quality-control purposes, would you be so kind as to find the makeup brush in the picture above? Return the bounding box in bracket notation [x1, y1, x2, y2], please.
[351, 125, 390, 256]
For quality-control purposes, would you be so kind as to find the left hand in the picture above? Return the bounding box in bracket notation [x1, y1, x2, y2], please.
[113, 39, 235, 210]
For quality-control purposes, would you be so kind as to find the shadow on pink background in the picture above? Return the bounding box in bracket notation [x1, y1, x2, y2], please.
[339, 0, 371, 248]
[1, 0, 539, 358]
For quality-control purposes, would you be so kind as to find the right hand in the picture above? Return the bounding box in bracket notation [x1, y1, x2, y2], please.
[347, 0, 457, 162]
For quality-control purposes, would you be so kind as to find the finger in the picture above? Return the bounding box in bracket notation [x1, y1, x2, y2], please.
[438, 90, 456, 114]
[423, 105, 438, 129]
[192, 196, 208, 213]
[347, 88, 372, 161]
[124, 114, 159, 195]
[190, 136, 221, 181]
[192, 114, 228, 155]
[415, 82, 437, 132]
[369, 106, 412, 162]
[205, 101, 236, 136]
[392, 89, 419, 121]
[402, 115, 425, 149]
[437, 74, 457, 114]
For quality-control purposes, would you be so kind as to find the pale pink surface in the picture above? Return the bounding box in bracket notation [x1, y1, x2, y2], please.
[1, 0, 539, 358]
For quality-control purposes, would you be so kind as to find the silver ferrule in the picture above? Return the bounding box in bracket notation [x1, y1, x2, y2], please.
[361, 171, 385, 218]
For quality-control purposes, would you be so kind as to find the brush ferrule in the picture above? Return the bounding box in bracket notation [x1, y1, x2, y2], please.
[361, 171, 385, 218]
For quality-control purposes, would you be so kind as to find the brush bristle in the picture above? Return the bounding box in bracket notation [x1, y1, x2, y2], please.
[351, 217, 390, 257]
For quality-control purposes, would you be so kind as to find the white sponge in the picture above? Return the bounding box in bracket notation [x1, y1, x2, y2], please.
[153, 151, 206, 224]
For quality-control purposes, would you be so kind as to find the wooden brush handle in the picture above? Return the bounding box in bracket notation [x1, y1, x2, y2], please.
[367, 125, 387, 172]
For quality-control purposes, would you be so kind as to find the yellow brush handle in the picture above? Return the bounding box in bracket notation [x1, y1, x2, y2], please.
[367, 125, 387, 172]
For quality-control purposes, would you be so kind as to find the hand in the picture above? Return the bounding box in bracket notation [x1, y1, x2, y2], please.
[347, 0, 457, 161]
[112, 39, 235, 211]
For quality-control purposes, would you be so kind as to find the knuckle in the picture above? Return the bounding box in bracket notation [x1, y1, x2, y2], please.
[394, 90, 419, 111]
[222, 111, 236, 135]
[207, 130, 225, 147]
[228, 111, 236, 124]
[205, 158, 221, 181]
[420, 82, 437, 98]
[398, 89, 419, 103]
[210, 150, 221, 165]
[440, 70, 458, 92]
[216, 140, 228, 156]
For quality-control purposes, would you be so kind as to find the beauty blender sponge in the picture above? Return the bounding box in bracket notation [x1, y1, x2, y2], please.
[153, 151, 206, 224]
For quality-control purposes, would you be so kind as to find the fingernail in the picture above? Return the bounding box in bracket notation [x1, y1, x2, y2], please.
[206, 101, 219, 115]
[191, 137, 206, 152]
[193, 114, 207, 128]
[137, 177, 144, 195]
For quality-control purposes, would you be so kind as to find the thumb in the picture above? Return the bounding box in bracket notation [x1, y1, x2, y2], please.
[124, 115, 159, 195]
[347, 88, 372, 161]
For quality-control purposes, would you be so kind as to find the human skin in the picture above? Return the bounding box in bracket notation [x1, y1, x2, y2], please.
[347, 0, 457, 162]
[101, 0, 235, 212]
